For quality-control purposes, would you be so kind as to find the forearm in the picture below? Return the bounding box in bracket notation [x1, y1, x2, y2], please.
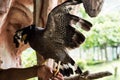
[0, 66, 38, 80]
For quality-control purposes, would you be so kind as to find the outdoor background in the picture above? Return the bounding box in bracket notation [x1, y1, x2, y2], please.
[21, 0, 120, 80]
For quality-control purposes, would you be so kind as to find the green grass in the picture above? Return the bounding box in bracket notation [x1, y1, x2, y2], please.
[86, 60, 104, 65]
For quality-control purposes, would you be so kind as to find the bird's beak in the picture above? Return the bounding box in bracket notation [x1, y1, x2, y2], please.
[21, 34, 27, 41]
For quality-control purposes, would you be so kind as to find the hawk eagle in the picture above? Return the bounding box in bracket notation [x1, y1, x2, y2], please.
[13, 0, 92, 76]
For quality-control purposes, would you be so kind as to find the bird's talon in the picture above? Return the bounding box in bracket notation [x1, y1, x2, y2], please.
[53, 69, 59, 76]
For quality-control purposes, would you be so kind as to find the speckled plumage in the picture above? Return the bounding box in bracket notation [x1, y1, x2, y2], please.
[13, 0, 92, 76]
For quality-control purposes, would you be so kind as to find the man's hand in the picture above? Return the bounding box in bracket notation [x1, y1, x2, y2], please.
[37, 65, 64, 80]
[52, 72, 64, 80]
[37, 65, 53, 80]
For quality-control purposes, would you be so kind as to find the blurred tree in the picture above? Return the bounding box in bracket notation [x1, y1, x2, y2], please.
[79, 10, 120, 61]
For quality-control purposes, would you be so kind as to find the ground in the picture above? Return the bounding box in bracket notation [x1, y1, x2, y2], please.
[21, 48, 120, 80]
[85, 60, 120, 80]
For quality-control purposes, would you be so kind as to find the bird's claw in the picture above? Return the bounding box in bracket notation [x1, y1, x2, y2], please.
[53, 68, 59, 76]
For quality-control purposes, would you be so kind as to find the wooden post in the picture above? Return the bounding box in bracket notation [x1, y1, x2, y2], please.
[33, 0, 42, 27]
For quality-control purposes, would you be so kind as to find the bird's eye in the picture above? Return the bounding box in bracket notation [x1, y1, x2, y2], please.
[17, 31, 22, 38]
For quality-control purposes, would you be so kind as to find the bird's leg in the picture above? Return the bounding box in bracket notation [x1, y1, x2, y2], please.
[54, 61, 61, 76]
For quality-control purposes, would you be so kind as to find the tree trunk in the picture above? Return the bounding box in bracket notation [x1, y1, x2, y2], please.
[104, 45, 108, 61]
[115, 46, 118, 60]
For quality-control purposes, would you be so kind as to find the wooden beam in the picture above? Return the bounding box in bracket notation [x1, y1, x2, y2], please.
[64, 71, 112, 80]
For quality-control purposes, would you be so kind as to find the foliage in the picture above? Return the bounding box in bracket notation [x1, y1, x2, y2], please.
[77, 59, 104, 68]
[76, 60, 87, 70]
[86, 60, 104, 66]
[21, 48, 37, 67]
[79, 7, 120, 49]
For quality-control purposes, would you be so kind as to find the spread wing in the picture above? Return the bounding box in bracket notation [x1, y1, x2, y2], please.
[45, 9, 92, 50]
[64, 25, 85, 49]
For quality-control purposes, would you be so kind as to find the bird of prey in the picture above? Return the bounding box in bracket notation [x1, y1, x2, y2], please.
[13, 0, 92, 76]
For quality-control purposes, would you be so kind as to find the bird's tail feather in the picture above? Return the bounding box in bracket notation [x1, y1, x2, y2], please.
[75, 65, 82, 74]
[58, 57, 82, 76]
[59, 63, 82, 77]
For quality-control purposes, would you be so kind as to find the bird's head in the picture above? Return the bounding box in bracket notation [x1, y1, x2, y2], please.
[13, 24, 35, 48]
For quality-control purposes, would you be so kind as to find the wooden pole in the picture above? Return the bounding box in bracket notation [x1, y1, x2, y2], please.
[33, 0, 42, 27]
[33, 1, 44, 80]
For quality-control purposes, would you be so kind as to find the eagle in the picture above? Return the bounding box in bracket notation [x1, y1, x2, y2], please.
[13, 0, 92, 76]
